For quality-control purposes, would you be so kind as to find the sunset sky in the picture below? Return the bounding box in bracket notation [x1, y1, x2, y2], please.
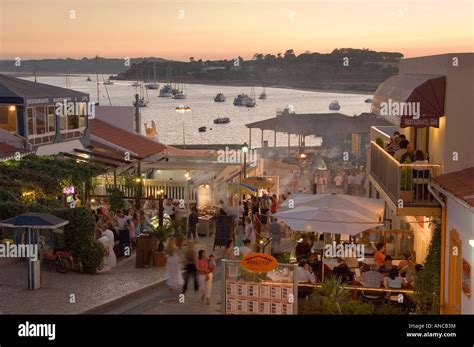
[0, 0, 472, 60]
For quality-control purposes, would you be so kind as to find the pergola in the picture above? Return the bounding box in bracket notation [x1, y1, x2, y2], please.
[245, 112, 393, 154]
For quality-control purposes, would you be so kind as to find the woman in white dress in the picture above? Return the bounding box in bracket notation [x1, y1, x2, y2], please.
[165, 237, 184, 290]
[244, 216, 255, 249]
[102, 225, 117, 268]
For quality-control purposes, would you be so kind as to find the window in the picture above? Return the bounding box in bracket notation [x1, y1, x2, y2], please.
[0, 106, 17, 132]
[27, 108, 34, 136]
[47, 106, 56, 133]
[35, 106, 47, 135]
[26, 106, 55, 145]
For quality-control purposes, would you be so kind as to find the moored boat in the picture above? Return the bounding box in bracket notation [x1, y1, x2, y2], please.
[213, 116, 230, 124]
[214, 93, 226, 102]
[329, 101, 341, 110]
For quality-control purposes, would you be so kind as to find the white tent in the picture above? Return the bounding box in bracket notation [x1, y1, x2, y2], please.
[278, 193, 385, 224]
[273, 206, 383, 235]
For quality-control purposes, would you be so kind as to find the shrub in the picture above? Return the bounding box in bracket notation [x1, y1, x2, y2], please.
[341, 300, 374, 314]
[413, 220, 441, 314]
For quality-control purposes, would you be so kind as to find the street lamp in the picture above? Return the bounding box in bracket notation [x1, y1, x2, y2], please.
[175, 105, 191, 149]
[242, 142, 249, 179]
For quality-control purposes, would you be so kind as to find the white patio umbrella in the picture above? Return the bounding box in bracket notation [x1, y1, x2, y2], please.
[274, 198, 384, 281]
[273, 206, 383, 235]
[279, 193, 384, 223]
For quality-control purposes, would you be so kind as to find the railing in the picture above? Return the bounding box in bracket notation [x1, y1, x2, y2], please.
[369, 141, 440, 207]
[369, 125, 397, 143]
[92, 178, 197, 201]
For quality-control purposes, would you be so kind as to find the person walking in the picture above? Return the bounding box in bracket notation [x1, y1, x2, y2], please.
[165, 237, 184, 290]
[101, 224, 117, 268]
[187, 207, 199, 243]
[318, 174, 327, 194]
[334, 173, 343, 194]
[197, 250, 212, 305]
[182, 242, 199, 294]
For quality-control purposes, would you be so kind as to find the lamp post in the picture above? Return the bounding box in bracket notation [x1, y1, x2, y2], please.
[184, 172, 191, 238]
[175, 105, 191, 149]
[156, 189, 165, 226]
[299, 152, 306, 174]
[242, 142, 249, 179]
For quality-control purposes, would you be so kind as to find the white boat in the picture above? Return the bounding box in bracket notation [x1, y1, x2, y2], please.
[214, 93, 226, 102]
[146, 62, 159, 89]
[234, 92, 256, 107]
[329, 101, 341, 110]
[159, 84, 173, 97]
[133, 83, 149, 107]
[103, 79, 113, 85]
[259, 88, 267, 100]
[214, 116, 230, 124]
[131, 81, 140, 87]
[173, 91, 186, 99]
[133, 98, 148, 107]
[276, 106, 295, 116]
[233, 93, 249, 106]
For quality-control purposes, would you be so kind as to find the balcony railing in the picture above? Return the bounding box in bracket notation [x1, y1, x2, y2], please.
[92, 178, 197, 201]
[369, 141, 440, 207]
[369, 125, 397, 143]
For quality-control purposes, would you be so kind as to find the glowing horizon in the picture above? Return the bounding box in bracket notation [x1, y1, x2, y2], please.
[1, 0, 472, 60]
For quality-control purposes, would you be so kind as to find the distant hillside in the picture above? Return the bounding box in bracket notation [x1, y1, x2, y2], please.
[0, 57, 168, 75]
[115, 48, 402, 92]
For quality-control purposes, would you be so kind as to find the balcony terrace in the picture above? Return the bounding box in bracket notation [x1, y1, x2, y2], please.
[369, 126, 441, 217]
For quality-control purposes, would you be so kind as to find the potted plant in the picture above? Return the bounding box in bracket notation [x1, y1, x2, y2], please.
[170, 218, 186, 248]
[148, 224, 172, 266]
[400, 157, 414, 203]
[375, 137, 385, 148]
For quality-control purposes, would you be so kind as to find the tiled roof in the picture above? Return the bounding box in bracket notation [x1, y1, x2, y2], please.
[0, 141, 30, 161]
[0, 141, 18, 153]
[89, 119, 167, 158]
[432, 167, 474, 207]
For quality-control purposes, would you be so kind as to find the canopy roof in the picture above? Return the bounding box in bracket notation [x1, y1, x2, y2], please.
[0, 74, 89, 105]
[245, 113, 392, 136]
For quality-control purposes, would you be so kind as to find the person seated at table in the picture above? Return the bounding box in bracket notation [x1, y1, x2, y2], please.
[379, 255, 394, 273]
[358, 232, 376, 256]
[384, 267, 402, 289]
[332, 258, 353, 284]
[295, 260, 315, 299]
[397, 251, 413, 270]
[399, 257, 417, 287]
[362, 264, 384, 288]
[374, 242, 386, 268]
[295, 235, 312, 260]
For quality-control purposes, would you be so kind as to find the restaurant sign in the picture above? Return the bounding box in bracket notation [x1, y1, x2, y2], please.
[400, 115, 441, 128]
[241, 253, 278, 273]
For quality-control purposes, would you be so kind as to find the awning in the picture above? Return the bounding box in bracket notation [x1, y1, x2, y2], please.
[371, 74, 446, 128]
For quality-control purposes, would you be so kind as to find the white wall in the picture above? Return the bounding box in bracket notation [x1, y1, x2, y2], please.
[445, 195, 474, 314]
[400, 53, 474, 174]
[94, 106, 135, 133]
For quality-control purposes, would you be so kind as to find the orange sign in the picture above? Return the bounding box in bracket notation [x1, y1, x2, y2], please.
[240, 253, 278, 273]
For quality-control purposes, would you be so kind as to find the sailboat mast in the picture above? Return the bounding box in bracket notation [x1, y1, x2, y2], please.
[153, 62, 156, 82]
[96, 56, 99, 104]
